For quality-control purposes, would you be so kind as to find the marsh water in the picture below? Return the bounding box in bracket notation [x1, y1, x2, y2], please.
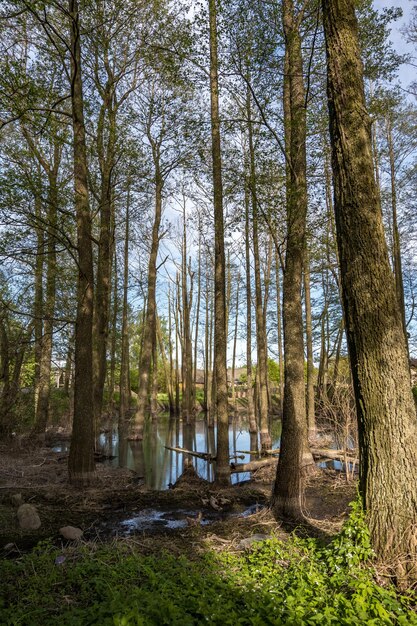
[98, 414, 283, 490]
[52, 413, 353, 490]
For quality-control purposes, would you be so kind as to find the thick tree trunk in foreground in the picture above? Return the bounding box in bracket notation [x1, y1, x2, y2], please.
[209, 0, 230, 484]
[322, 0, 417, 584]
[68, 0, 96, 486]
[272, 0, 314, 521]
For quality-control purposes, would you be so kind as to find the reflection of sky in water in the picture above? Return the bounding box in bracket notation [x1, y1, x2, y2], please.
[98, 415, 282, 490]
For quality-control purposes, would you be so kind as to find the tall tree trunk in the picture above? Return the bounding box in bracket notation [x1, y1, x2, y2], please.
[273, 0, 314, 521]
[193, 229, 202, 396]
[209, 0, 230, 484]
[33, 169, 58, 435]
[181, 210, 194, 421]
[167, 287, 176, 415]
[387, 118, 408, 347]
[322, 0, 417, 584]
[93, 101, 115, 430]
[246, 87, 270, 452]
[119, 188, 131, 431]
[231, 279, 240, 411]
[108, 251, 118, 416]
[304, 250, 315, 435]
[131, 174, 163, 438]
[244, 181, 256, 433]
[33, 189, 43, 417]
[275, 250, 284, 414]
[68, 0, 95, 486]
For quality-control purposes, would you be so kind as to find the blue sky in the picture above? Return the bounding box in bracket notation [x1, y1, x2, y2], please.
[373, 0, 416, 87]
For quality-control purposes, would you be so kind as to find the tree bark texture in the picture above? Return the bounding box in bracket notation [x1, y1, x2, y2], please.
[322, 0, 417, 584]
[209, 0, 230, 484]
[132, 174, 163, 438]
[246, 88, 270, 452]
[273, 0, 314, 521]
[68, 0, 96, 486]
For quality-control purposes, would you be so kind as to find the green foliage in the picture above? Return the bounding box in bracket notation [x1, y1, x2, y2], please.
[267, 358, 280, 384]
[1, 502, 416, 625]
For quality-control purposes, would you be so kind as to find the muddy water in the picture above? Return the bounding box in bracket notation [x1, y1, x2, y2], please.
[96, 503, 263, 537]
[96, 415, 282, 490]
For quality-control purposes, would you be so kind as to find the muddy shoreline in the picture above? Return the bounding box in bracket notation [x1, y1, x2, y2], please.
[0, 439, 355, 556]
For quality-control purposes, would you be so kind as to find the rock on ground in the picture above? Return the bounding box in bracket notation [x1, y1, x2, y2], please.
[59, 526, 83, 540]
[17, 504, 41, 530]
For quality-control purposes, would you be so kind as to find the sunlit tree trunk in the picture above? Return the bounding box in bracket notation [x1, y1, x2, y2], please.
[304, 249, 315, 436]
[181, 208, 194, 421]
[322, 0, 417, 584]
[273, 0, 314, 521]
[244, 181, 256, 433]
[386, 118, 408, 348]
[246, 87, 270, 452]
[275, 250, 284, 414]
[209, 0, 230, 484]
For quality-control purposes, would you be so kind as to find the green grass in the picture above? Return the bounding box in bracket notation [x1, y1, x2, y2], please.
[1, 501, 416, 625]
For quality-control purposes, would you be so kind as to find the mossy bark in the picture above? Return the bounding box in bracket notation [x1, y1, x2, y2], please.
[273, 0, 315, 522]
[209, 0, 230, 485]
[68, 0, 96, 486]
[322, 0, 417, 584]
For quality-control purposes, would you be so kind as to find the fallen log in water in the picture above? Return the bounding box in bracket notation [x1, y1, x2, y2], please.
[310, 448, 358, 465]
[230, 458, 277, 473]
[164, 445, 215, 462]
[231, 447, 358, 473]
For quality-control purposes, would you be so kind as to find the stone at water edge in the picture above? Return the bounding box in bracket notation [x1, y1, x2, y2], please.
[59, 526, 83, 540]
[17, 504, 41, 530]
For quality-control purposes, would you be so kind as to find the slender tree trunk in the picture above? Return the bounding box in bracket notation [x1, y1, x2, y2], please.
[33, 189, 43, 417]
[108, 251, 118, 416]
[119, 188, 131, 430]
[193, 229, 202, 396]
[93, 103, 115, 430]
[68, 0, 95, 486]
[387, 119, 408, 347]
[157, 314, 173, 410]
[167, 288, 176, 415]
[304, 250, 316, 435]
[273, 0, 314, 521]
[322, 0, 417, 584]
[231, 279, 240, 411]
[131, 174, 163, 438]
[246, 87, 270, 452]
[33, 169, 58, 435]
[181, 210, 194, 421]
[209, 0, 230, 484]
[275, 250, 284, 414]
[244, 181, 256, 433]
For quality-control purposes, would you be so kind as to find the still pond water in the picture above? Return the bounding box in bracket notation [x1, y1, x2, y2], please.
[96, 414, 282, 490]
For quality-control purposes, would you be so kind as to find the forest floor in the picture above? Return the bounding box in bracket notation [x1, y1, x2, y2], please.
[0, 433, 355, 556]
[2, 435, 417, 625]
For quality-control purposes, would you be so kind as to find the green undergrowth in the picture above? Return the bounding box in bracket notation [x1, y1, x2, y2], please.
[1, 501, 416, 625]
